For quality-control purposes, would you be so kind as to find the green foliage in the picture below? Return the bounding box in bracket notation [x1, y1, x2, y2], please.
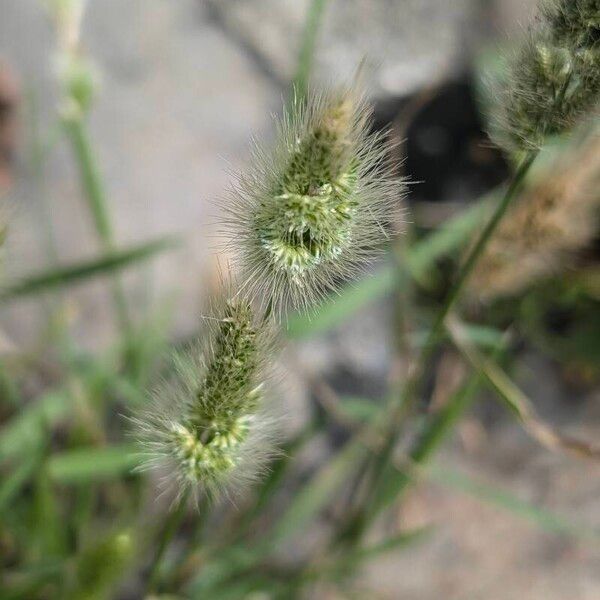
[48, 445, 139, 484]
[2, 0, 599, 597]
[0, 237, 177, 301]
[70, 530, 133, 600]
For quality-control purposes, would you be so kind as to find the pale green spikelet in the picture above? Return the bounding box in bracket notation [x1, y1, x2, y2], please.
[133, 297, 277, 501]
[45, 0, 97, 119]
[69, 529, 134, 600]
[493, 0, 600, 151]
[58, 52, 97, 118]
[223, 83, 405, 315]
[45, 0, 87, 52]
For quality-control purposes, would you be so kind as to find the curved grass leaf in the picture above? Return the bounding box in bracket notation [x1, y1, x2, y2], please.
[0, 391, 70, 462]
[286, 198, 490, 339]
[48, 444, 138, 484]
[430, 464, 600, 542]
[270, 439, 365, 546]
[0, 236, 178, 302]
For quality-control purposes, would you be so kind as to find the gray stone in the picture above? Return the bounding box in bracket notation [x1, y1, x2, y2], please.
[207, 0, 482, 98]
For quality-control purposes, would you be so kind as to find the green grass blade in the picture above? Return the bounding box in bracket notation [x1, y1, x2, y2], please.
[0, 454, 40, 513]
[293, 0, 329, 102]
[287, 267, 396, 338]
[48, 444, 138, 484]
[33, 461, 67, 558]
[314, 526, 431, 580]
[405, 199, 491, 282]
[236, 421, 322, 537]
[286, 198, 490, 339]
[0, 236, 178, 302]
[270, 439, 365, 545]
[0, 391, 71, 461]
[430, 464, 600, 542]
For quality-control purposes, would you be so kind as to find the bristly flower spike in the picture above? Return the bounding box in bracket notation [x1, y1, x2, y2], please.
[493, 0, 600, 152]
[223, 81, 405, 316]
[133, 296, 277, 502]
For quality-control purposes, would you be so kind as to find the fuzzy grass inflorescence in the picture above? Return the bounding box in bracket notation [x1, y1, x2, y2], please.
[133, 297, 277, 501]
[224, 84, 404, 315]
[493, 0, 600, 151]
[469, 133, 600, 300]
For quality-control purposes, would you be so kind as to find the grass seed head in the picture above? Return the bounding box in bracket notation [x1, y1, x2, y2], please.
[133, 297, 277, 502]
[223, 83, 405, 316]
[492, 0, 600, 151]
[469, 134, 600, 300]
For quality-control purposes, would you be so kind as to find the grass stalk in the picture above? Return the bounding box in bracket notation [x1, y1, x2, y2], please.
[146, 490, 191, 593]
[292, 0, 329, 102]
[337, 150, 538, 544]
[372, 338, 508, 513]
[62, 116, 131, 333]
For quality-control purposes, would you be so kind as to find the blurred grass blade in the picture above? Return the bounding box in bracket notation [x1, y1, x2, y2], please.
[0, 391, 71, 461]
[293, 0, 329, 102]
[352, 526, 431, 560]
[286, 266, 395, 339]
[410, 322, 504, 350]
[318, 526, 431, 578]
[48, 444, 138, 484]
[430, 464, 600, 542]
[287, 198, 490, 339]
[187, 546, 264, 596]
[0, 236, 178, 302]
[270, 439, 365, 545]
[337, 396, 382, 423]
[34, 459, 67, 558]
[0, 454, 39, 513]
[405, 197, 492, 283]
[448, 317, 600, 459]
[0, 361, 20, 408]
[236, 421, 322, 536]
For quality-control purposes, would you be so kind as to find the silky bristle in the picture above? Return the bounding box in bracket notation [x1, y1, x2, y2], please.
[220, 84, 405, 317]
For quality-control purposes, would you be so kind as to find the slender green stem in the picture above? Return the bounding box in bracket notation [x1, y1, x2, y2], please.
[27, 91, 61, 267]
[375, 338, 508, 508]
[63, 117, 113, 243]
[62, 116, 131, 333]
[337, 150, 538, 544]
[292, 0, 329, 103]
[146, 490, 191, 593]
[408, 151, 536, 374]
[0, 360, 19, 409]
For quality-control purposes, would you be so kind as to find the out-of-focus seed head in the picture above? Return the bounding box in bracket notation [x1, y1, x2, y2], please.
[545, 0, 600, 49]
[133, 297, 277, 502]
[71, 529, 134, 599]
[469, 133, 600, 300]
[492, 0, 600, 152]
[58, 52, 97, 119]
[223, 84, 405, 316]
[45, 0, 97, 119]
[45, 0, 87, 52]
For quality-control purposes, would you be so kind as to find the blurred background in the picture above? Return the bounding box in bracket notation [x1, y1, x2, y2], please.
[1, 1, 599, 598]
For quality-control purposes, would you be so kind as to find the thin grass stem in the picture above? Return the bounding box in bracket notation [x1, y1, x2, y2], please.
[146, 489, 191, 594]
[292, 0, 329, 103]
[337, 150, 538, 544]
[62, 117, 131, 333]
